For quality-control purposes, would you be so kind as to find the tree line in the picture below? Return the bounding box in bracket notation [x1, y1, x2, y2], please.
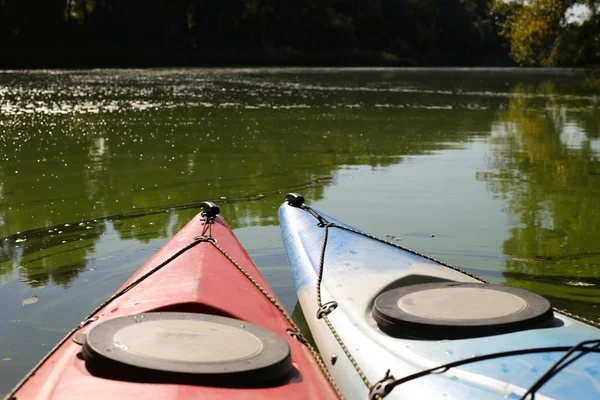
[0, 0, 597, 67]
[491, 0, 600, 67]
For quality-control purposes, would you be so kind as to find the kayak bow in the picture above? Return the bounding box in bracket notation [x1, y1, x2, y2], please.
[279, 193, 600, 400]
[8, 202, 338, 400]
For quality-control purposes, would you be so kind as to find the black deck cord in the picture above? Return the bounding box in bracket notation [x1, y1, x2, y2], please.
[297, 203, 377, 395]
[5, 213, 214, 400]
[317, 220, 374, 390]
[520, 339, 600, 399]
[371, 340, 600, 399]
[94, 236, 213, 308]
[306, 207, 327, 226]
[290, 199, 600, 400]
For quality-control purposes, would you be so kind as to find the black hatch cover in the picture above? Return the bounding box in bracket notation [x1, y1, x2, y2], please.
[373, 282, 554, 339]
[79, 312, 293, 387]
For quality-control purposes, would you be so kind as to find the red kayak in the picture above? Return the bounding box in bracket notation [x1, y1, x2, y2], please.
[8, 203, 339, 399]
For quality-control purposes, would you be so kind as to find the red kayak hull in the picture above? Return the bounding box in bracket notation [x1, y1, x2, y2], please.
[10, 212, 337, 399]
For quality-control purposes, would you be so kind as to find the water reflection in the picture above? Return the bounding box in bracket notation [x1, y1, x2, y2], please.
[1, 68, 600, 397]
[479, 81, 600, 318]
[0, 69, 496, 288]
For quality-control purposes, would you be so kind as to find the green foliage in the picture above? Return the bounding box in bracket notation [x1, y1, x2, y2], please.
[555, 14, 600, 66]
[491, 0, 600, 67]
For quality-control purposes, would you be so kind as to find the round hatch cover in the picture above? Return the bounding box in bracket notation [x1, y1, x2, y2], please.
[81, 312, 292, 386]
[373, 282, 554, 339]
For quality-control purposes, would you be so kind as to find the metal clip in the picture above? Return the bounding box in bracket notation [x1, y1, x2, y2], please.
[316, 301, 338, 319]
[287, 330, 309, 346]
[194, 236, 216, 243]
[78, 317, 98, 328]
[368, 369, 396, 400]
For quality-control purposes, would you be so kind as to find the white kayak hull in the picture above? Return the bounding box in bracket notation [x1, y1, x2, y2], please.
[279, 200, 600, 400]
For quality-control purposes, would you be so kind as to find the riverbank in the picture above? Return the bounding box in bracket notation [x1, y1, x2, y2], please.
[0, 46, 512, 69]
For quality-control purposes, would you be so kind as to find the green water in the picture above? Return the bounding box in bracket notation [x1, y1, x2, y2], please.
[1, 68, 599, 395]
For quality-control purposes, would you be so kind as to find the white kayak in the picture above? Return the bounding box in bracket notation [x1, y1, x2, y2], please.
[279, 194, 600, 400]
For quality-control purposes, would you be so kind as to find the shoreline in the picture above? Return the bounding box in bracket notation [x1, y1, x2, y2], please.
[0, 46, 513, 69]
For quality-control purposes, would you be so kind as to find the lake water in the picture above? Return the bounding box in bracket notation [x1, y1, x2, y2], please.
[1, 68, 599, 395]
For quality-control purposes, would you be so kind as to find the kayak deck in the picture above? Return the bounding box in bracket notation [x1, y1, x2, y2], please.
[279, 197, 600, 400]
[9, 208, 338, 399]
